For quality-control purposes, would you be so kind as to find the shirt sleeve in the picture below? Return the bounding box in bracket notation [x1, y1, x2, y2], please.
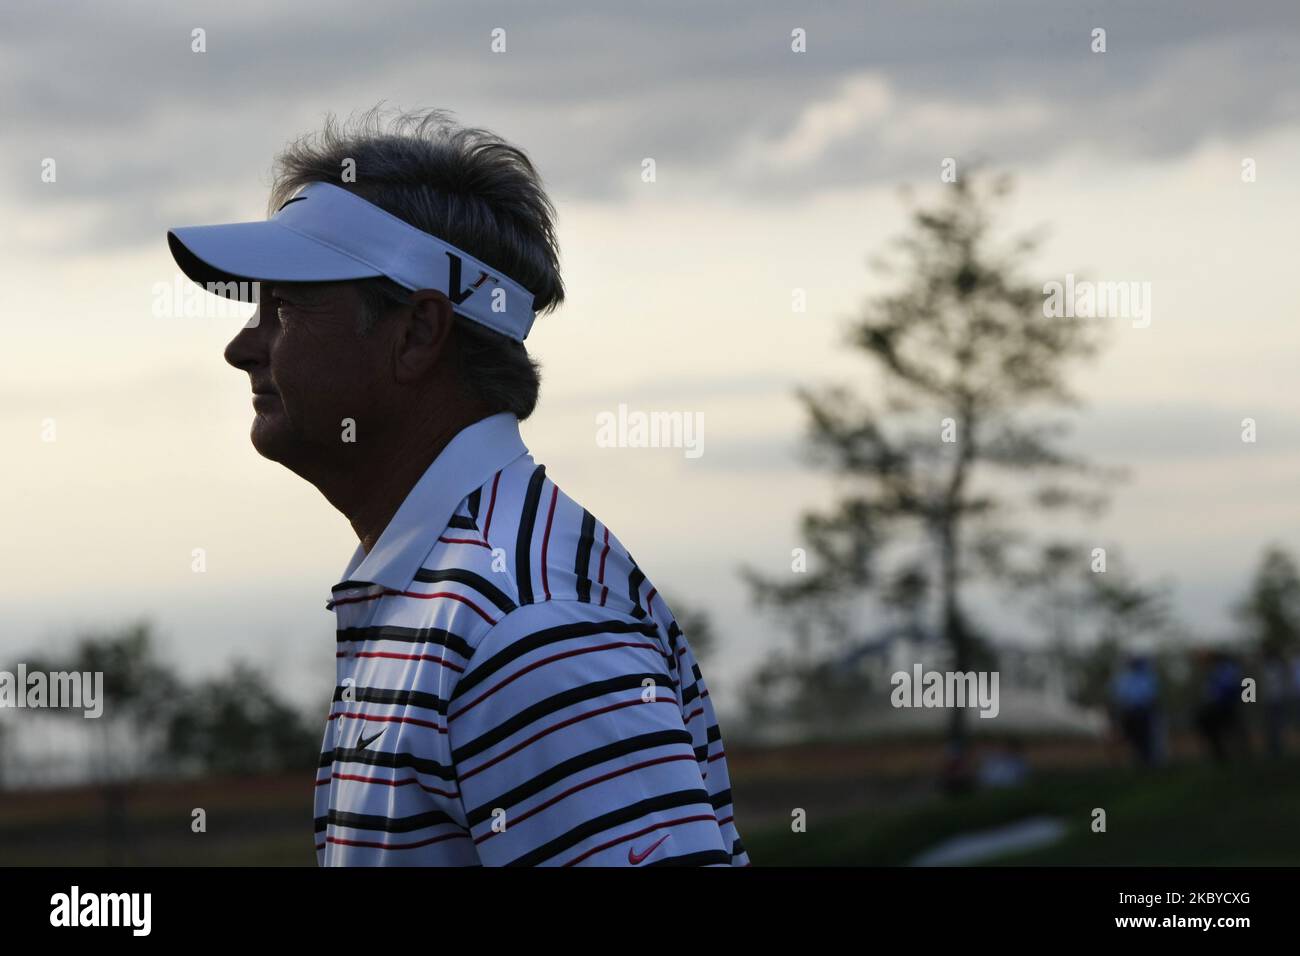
[447, 599, 736, 866]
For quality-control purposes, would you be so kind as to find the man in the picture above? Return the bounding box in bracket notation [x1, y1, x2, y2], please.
[1108, 655, 1160, 767]
[165, 109, 748, 866]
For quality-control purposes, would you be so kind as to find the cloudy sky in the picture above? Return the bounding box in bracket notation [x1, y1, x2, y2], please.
[2, 0, 1298, 719]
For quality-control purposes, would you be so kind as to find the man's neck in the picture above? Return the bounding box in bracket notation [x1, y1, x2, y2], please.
[315, 407, 492, 556]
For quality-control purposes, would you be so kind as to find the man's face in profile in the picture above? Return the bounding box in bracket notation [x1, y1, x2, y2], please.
[223, 281, 387, 471]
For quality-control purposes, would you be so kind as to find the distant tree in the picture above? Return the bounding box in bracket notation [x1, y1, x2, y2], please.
[1089, 571, 1171, 647]
[14, 621, 319, 779]
[8, 622, 320, 863]
[1235, 545, 1300, 656]
[16, 622, 184, 863]
[24, 620, 183, 780]
[166, 662, 319, 775]
[745, 173, 1110, 754]
[1005, 539, 1180, 715]
[1018, 542, 1088, 650]
[739, 645, 874, 734]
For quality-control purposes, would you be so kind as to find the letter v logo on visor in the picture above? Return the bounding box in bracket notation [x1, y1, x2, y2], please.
[166, 182, 538, 341]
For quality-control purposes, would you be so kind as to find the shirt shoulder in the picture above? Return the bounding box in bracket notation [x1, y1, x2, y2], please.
[454, 597, 672, 701]
[407, 457, 665, 636]
[443, 597, 742, 866]
[399, 467, 749, 866]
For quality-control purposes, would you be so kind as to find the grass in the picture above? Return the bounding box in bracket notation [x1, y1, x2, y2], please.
[743, 757, 1300, 866]
[7, 749, 1300, 866]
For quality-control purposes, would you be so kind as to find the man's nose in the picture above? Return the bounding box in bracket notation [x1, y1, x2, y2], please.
[223, 302, 271, 372]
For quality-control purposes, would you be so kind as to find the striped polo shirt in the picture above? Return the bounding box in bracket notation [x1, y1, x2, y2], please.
[314, 412, 749, 866]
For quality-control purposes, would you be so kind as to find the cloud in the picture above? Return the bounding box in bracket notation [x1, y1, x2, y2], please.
[3, 0, 1298, 256]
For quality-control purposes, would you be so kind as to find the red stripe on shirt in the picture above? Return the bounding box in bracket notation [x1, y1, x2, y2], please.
[472, 753, 698, 845]
[328, 771, 458, 798]
[540, 485, 559, 601]
[450, 640, 670, 720]
[458, 694, 680, 782]
[329, 588, 497, 625]
[336, 650, 465, 672]
[325, 831, 471, 852]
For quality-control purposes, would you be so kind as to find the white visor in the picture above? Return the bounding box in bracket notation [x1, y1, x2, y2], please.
[167, 181, 537, 341]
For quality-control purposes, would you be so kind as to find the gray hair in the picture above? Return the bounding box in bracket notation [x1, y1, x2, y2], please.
[267, 107, 563, 420]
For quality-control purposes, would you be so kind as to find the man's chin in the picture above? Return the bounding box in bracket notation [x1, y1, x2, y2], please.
[248, 414, 292, 464]
[248, 415, 326, 479]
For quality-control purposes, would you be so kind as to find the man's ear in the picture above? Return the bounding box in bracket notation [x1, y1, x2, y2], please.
[394, 289, 456, 383]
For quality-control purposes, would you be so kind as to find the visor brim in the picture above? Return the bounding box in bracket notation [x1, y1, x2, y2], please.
[167, 220, 383, 302]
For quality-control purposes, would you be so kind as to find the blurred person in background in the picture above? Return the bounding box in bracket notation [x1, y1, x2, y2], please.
[1195, 651, 1247, 763]
[977, 736, 1029, 789]
[1259, 649, 1291, 758]
[1109, 655, 1160, 766]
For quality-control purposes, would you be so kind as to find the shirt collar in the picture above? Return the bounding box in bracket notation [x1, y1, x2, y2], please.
[333, 412, 527, 594]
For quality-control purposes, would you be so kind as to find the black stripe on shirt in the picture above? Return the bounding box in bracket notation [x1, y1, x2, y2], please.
[322, 808, 464, 835]
[451, 671, 680, 762]
[505, 787, 715, 866]
[413, 567, 518, 615]
[451, 618, 662, 701]
[515, 465, 548, 605]
[644, 850, 732, 867]
[694, 727, 726, 759]
[335, 624, 473, 660]
[331, 580, 382, 594]
[447, 514, 479, 531]
[462, 729, 693, 826]
[575, 510, 597, 603]
[467, 487, 482, 520]
[682, 678, 702, 706]
[628, 567, 647, 619]
[321, 746, 456, 780]
[665, 621, 683, 677]
[332, 684, 449, 715]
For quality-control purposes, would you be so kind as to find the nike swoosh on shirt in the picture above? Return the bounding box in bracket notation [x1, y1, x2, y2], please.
[627, 833, 671, 865]
[357, 729, 385, 750]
